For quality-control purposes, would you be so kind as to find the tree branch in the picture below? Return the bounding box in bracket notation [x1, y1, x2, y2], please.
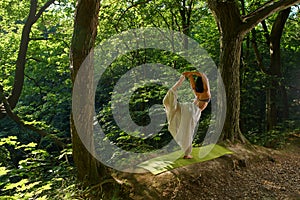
[261, 20, 270, 45]
[116, 0, 152, 29]
[29, 37, 52, 41]
[242, 0, 300, 33]
[251, 28, 266, 73]
[7, 0, 38, 111]
[34, 0, 55, 22]
[169, 8, 181, 32]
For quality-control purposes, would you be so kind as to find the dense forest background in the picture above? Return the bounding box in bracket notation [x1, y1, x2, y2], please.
[0, 0, 299, 199]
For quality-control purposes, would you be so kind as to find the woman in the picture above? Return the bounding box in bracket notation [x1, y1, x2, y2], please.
[163, 72, 211, 159]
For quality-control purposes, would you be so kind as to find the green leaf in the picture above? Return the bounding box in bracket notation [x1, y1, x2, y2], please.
[0, 166, 9, 176]
[4, 179, 29, 191]
[15, 142, 37, 150]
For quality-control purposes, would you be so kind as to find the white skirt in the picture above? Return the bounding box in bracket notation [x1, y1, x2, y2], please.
[163, 88, 201, 154]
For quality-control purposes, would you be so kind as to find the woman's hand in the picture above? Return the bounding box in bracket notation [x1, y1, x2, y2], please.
[172, 74, 185, 90]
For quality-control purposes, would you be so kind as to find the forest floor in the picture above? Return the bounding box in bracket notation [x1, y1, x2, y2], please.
[114, 133, 300, 200]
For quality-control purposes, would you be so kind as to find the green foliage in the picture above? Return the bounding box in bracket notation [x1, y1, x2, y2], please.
[246, 120, 299, 149]
[0, 1, 77, 198]
[240, 69, 267, 133]
[0, 0, 74, 146]
[0, 136, 76, 200]
[0, 0, 299, 198]
[240, 5, 300, 136]
[19, 2, 73, 138]
[0, 0, 29, 92]
[193, 110, 211, 145]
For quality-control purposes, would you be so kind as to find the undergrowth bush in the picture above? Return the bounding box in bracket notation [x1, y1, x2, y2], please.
[245, 120, 299, 149]
[0, 136, 80, 200]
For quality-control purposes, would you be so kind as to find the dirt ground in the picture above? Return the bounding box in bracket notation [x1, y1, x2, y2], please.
[114, 134, 300, 200]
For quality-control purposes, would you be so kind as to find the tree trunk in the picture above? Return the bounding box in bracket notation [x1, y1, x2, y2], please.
[70, 0, 111, 186]
[0, 0, 54, 119]
[219, 34, 247, 142]
[266, 8, 290, 130]
[207, 0, 299, 142]
[208, 0, 247, 142]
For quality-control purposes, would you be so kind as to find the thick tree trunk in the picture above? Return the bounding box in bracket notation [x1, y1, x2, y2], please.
[266, 8, 290, 130]
[208, 0, 247, 142]
[70, 0, 111, 185]
[219, 34, 246, 142]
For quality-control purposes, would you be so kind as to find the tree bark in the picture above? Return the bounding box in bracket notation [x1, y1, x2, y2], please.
[70, 0, 114, 187]
[219, 34, 247, 142]
[207, 0, 300, 142]
[207, 0, 247, 142]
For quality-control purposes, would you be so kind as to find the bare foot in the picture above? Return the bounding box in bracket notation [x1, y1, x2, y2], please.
[183, 155, 193, 159]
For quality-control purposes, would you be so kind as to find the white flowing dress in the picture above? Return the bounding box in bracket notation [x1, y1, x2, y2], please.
[163, 88, 201, 155]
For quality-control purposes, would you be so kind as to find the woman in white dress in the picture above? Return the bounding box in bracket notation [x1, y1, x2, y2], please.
[163, 72, 211, 159]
